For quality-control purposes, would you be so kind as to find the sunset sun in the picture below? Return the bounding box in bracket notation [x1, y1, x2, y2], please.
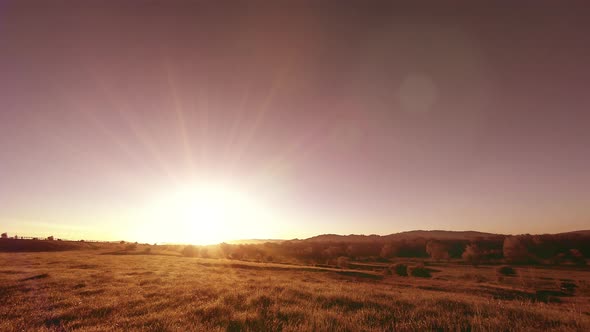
[138, 182, 273, 245]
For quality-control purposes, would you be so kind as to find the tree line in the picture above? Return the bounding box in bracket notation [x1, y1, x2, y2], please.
[187, 233, 589, 266]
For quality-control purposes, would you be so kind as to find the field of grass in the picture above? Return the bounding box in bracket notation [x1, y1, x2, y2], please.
[1, 249, 589, 331]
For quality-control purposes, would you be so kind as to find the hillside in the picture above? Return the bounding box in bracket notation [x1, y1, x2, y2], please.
[305, 230, 501, 243]
[304, 229, 590, 243]
[0, 239, 118, 252]
[555, 230, 590, 236]
[226, 239, 285, 245]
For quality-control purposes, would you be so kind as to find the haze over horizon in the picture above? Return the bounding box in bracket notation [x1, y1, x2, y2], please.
[2, 2, 590, 244]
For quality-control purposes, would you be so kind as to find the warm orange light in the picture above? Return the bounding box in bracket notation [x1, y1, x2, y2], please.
[136, 181, 275, 244]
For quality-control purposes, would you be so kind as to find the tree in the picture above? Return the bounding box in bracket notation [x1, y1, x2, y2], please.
[324, 246, 345, 260]
[231, 245, 245, 260]
[462, 243, 483, 265]
[569, 249, 586, 265]
[503, 236, 529, 263]
[336, 256, 349, 268]
[182, 245, 198, 257]
[380, 243, 398, 259]
[426, 240, 450, 261]
[219, 242, 231, 258]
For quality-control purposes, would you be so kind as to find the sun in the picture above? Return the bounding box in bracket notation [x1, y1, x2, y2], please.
[136, 181, 274, 245]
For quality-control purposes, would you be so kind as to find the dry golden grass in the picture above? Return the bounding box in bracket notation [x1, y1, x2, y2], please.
[1, 250, 589, 331]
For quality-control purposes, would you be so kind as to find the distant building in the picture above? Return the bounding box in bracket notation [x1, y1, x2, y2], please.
[1, 232, 7, 239]
[47, 236, 54, 241]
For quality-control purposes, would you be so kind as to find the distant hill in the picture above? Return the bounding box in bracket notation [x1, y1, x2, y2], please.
[303, 229, 590, 243]
[226, 239, 285, 245]
[0, 239, 117, 252]
[555, 230, 590, 236]
[385, 230, 502, 240]
[305, 230, 504, 243]
[3, 229, 589, 251]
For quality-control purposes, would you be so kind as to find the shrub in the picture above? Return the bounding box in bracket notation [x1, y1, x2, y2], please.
[182, 245, 197, 257]
[392, 263, 408, 276]
[125, 243, 137, 251]
[461, 273, 488, 283]
[336, 256, 349, 268]
[503, 236, 529, 263]
[560, 281, 577, 295]
[462, 243, 483, 265]
[496, 265, 517, 276]
[409, 264, 431, 278]
[569, 249, 586, 266]
[426, 240, 450, 261]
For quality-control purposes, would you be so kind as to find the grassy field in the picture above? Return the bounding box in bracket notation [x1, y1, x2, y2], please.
[1, 249, 589, 331]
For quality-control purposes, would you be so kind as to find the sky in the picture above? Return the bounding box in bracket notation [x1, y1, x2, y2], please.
[1, 2, 590, 243]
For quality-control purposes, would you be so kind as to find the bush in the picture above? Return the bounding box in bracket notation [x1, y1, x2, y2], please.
[336, 256, 349, 268]
[560, 281, 577, 295]
[496, 265, 517, 276]
[392, 263, 408, 277]
[503, 236, 529, 263]
[182, 245, 197, 257]
[462, 243, 483, 265]
[125, 243, 137, 251]
[409, 264, 431, 278]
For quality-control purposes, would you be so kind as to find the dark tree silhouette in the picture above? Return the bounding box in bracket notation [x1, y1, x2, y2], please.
[426, 240, 449, 261]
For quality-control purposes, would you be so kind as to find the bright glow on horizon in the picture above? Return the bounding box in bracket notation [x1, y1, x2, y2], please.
[135, 181, 276, 245]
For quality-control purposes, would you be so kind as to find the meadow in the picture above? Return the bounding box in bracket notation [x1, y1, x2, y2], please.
[0, 245, 589, 331]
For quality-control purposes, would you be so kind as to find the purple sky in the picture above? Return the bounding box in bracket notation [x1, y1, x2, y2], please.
[1, 2, 589, 242]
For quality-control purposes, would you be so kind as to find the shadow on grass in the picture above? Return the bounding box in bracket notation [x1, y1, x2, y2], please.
[20, 273, 49, 281]
[336, 270, 383, 280]
[44, 312, 77, 329]
[69, 264, 99, 269]
[100, 250, 179, 257]
[199, 262, 383, 280]
[0, 270, 25, 274]
[480, 285, 566, 303]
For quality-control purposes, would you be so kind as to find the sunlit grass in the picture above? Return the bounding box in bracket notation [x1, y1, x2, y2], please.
[0, 251, 588, 331]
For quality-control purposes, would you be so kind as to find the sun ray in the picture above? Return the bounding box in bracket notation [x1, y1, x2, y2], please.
[52, 85, 158, 175]
[223, 83, 251, 178]
[228, 58, 293, 172]
[194, 84, 210, 171]
[164, 61, 195, 176]
[256, 121, 330, 182]
[88, 68, 179, 185]
[24, 83, 139, 180]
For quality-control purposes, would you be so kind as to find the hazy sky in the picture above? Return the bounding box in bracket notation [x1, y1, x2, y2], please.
[1, 2, 589, 243]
